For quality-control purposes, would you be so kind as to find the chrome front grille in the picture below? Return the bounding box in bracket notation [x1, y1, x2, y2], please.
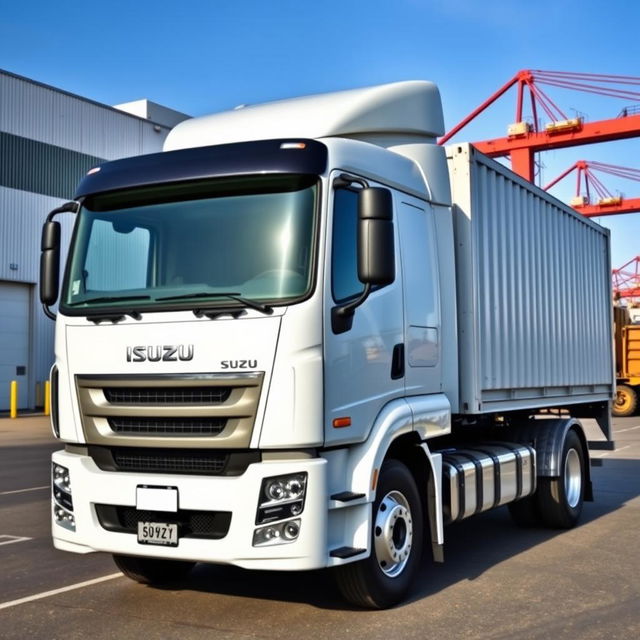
[76, 373, 263, 449]
[108, 416, 227, 436]
[104, 386, 231, 405]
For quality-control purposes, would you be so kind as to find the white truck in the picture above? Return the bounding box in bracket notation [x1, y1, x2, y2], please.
[40, 81, 614, 608]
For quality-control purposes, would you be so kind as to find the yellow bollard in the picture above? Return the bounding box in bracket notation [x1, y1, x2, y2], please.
[44, 380, 51, 417]
[10, 380, 18, 418]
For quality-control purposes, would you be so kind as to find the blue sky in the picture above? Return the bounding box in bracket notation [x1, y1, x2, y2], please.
[2, 0, 639, 268]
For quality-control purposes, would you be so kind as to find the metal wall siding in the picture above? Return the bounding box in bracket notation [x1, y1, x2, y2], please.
[0, 132, 104, 199]
[448, 144, 613, 413]
[0, 70, 172, 407]
[0, 73, 167, 159]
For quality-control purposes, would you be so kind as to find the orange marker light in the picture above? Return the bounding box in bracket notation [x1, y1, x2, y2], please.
[371, 468, 379, 492]
[332, 417, 351, 428]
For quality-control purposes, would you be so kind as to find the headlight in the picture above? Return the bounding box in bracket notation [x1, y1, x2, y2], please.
[53, 463, 71, 494]
[52, 462, 75, 531]
[256, 472, 307, 525]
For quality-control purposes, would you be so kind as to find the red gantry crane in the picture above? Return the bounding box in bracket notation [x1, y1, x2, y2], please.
[613, 255, 640, 301]
[543, 160, 640, 217]
[439, 69, 640, 184]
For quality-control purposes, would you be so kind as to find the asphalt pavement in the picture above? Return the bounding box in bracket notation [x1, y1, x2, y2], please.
[0, 414, 638, 639]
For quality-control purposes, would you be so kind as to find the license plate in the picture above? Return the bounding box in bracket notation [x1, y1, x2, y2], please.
[137, 522, 178, 547]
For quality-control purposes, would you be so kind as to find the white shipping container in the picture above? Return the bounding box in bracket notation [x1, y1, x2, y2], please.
[447, 143, 614, 414]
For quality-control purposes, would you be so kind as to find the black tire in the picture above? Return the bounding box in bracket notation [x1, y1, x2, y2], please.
[612, 384, 638, 417]
[536, 429, 586, 529]
[334, 460, 423, 609]
[113, 554, 195, 585]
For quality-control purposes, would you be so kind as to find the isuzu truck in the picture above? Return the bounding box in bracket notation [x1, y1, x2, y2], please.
[40, 81, 614, 608]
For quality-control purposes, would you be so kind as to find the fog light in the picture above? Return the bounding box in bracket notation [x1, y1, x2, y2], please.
[283, 520, 300, 540]
[253, 519, 301, 547]
[54, 504, 76, 531]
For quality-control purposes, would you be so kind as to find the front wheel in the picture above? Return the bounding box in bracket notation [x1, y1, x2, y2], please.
[113, 554, 195, 585]
[334, 460, 423, 609]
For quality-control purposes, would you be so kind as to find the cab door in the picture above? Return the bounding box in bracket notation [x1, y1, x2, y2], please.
[396, 198, 441, 395]
[323, 176, 405, 446]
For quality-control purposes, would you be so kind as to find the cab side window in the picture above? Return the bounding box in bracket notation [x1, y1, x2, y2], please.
[331, 188, 364, 302]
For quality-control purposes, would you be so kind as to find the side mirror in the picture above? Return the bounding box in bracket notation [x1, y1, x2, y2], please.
[332, 187, 395, 334]
[40, 220, 61, 307]
[358, 187, 395, 286]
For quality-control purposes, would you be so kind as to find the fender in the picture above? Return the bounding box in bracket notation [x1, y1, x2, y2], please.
[510, 417, 593, 501]
[346, 394, 451, 501]
[324, 394, 450, 564]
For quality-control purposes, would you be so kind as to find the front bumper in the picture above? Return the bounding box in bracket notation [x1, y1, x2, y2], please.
[52, 449, 328, 571]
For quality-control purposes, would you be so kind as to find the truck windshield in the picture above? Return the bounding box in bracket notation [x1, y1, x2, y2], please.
[62, 175, 318, 313]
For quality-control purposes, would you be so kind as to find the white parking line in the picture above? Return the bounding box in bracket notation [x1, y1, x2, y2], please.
[0, 485, 49, 496]
[614, 424, 640, 434]
[591, 445, 632, 458]
[0, 573, 123, 611]
[0, 535, 32, 546]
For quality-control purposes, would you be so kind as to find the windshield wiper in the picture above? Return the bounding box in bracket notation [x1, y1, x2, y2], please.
[69, 294, 151, 305]
[157, 292, 273, 315]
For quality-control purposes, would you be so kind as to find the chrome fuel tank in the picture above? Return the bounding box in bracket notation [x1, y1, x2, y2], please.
[442, 443, 536, 523]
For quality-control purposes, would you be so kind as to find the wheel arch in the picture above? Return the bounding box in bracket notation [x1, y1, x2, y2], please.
[511, 417, 593, 502]
[342, 395, 449, 561]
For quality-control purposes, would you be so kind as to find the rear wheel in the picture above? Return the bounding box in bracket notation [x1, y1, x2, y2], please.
[113, 554, 195, 585]
[612, 384, 638, 417]
[536, 429, 586, 529]
[334, 460, 423, 609]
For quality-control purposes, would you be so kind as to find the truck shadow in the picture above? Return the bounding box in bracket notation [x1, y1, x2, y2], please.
[162, 457, 640, 611]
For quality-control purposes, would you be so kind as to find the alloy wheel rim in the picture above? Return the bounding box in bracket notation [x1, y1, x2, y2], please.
[564, 448, 582, 509]
[374, 490, 413, 578]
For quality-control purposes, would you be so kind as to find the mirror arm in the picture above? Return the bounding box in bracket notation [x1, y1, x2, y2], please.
[47, 201, 79, 221]
[42, 303, 56, 321]
[331, 283, 371, 334]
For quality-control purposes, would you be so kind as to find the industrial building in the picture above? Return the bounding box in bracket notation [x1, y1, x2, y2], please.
[0, 69, 189, 411]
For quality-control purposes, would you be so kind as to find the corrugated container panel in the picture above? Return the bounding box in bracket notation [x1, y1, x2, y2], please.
[448, 144, 613, 414]
[0, 72, 169, 159]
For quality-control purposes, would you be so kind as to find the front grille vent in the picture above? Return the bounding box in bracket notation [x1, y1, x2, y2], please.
[112, 448, 228, 474]
[95, 504, 231, 540]
[89, 446, 260, 477]
[104, 387, 231, 405]
[108, 416, 226, 437]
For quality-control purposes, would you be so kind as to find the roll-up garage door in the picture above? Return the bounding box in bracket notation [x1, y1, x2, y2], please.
[0, 282, 30, 411]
